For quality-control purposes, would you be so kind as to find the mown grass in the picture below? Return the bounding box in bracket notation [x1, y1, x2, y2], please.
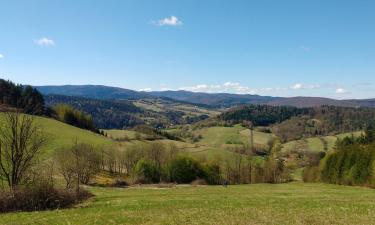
[1, 182, 375, 225]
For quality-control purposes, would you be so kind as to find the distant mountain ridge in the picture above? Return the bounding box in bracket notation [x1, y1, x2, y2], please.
[35, 85, 375, 108]
[36, 85, 151, 100]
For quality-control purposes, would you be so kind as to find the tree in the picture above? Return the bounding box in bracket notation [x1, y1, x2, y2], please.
[0, 112, 46, 190]
[54, 142, 100, 192]
[168, 156, 204, 183]
[133, 159, 160, 184]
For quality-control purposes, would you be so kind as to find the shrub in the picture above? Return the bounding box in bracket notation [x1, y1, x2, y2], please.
[168, 156, 204, 184]
[0, 185, 92, 213]
[202, 162, 222, 185]
[133, 159, 160, 184]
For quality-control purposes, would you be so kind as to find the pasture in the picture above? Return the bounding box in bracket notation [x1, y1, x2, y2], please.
[1, 183, 375, 225]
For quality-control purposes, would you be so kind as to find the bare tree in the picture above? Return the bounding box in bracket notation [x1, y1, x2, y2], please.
[54, 141, 100, 193]
[0, 112, 46, 190]
[54, 148, 75, 189]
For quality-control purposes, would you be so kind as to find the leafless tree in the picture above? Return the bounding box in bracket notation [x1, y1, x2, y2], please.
[54, 141, 100, 193]
[0, 112, 46, 190]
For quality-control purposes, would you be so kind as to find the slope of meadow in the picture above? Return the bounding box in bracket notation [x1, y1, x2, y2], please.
[1, 183, 375, 225]
[0, 113, 113, 155]
[281, 131, 363, 153]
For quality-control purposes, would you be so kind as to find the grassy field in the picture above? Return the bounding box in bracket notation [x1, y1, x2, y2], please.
[2, 182, 375, 225]
[0, 113, 113, 155]
[281, 131, 363, 154]
[196, 125, 274, 148]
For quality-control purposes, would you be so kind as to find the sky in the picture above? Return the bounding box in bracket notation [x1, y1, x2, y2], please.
[0, 0, 375, 99]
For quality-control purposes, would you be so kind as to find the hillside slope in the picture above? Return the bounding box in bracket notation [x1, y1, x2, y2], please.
[0, 113, 113, 155]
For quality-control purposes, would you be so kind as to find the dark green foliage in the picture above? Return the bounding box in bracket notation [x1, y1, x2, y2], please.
[202, 162, 222, 185]
[321, 129, 375, 186]
[0, 79, 45, 114]
[133, 159, 160, 184]
[220, 105, 307, 126]
[168, 156, 205, 184]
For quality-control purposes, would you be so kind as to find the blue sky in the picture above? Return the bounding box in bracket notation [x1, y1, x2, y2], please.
[0, 0, 374, 99]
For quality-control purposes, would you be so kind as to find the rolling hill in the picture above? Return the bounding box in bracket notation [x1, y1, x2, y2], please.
[36, 85, 375, 108]
[0, 113, 113, 155]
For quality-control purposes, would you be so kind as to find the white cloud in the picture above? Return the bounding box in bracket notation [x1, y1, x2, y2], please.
[291, 83, 303, 90]
[153, 16, 183, 26]
[139, 88, 152, 92]
[291, 83, 320, 90]
[34, 37, 55, 46]
[336, 88, 349, 94]
[0, 54, 4, 59]
[179, 82, 257, 94]
[177, 81, 327, 95]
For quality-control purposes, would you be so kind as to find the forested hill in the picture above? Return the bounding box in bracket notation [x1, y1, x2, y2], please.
[44, 94, 213, 129]
[149, 90, 280, 107]
[44, 94, 144, 129]
[36, 85, 151, 100]
[216, 104, 375, 142]
[36, 84, 375, 108]
[0, 79, 45, 114]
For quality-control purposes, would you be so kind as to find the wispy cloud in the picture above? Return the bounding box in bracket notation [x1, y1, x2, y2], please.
[177, 82, 326, 95]
[139, 88, 152, 92]
[0, 54, 4, 59]
[34, 37, 55, 47]
[291, 83, 320, 90]
[336, 88, 349, 94]
[179, 82, 257, 94]
[152, 16, 183, 26]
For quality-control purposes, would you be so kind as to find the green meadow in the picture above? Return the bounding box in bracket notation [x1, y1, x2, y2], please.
[1, 183, 375, 225]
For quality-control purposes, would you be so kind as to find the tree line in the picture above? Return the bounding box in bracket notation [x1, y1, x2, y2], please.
[217, 104, 375, 142]
[0, 79, 45, 115]
[304, 125, 375, 187]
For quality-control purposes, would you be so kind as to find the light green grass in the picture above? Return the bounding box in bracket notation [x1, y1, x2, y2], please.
[2, 183, 375, 225]
[104, 129, 146, 140]
[196, 126, 274, 148]
[0, 113, 113, 155]
[282, 131, 364, 153]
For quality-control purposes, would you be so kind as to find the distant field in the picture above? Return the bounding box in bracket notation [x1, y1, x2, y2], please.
[104, 129, 147, 140]
[0, 113, 113, 155]
[133, 99, 220, 117]
[2, 183, 375, 225]
[196, 125, 274, 148]
[282, 131, 363, 153]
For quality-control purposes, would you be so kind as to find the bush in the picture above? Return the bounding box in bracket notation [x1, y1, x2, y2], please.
[168, 156, 204, 184]
[202, 162, 222, 185]
[133, 159, 160, 184]
[0, 185, 92, 213]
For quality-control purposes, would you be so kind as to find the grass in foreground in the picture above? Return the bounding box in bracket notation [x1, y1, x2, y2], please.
[2, 182, 375, 225]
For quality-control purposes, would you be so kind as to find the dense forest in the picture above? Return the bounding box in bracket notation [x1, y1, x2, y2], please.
[219, 105, 309, 126]
[0, 79, 45, 115]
